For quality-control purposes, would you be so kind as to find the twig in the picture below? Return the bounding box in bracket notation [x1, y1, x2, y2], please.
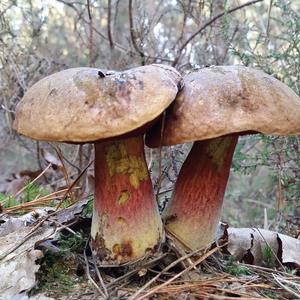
[0, 160, 93, 260]
[0, 225, 56, 261]
[51, 144, 74, 202]
[128, 0, 145, 61]
[86, 0, 94, 66]
[92, 250, 109, 297]
[172, 0, 263, 66]
[55, 159, 94, 210]
[134, 245, 222, 300]
[266, 0, 274, 38]
[0, 163, 52, 206]
[107, 0, 114, 48]
[155, 111, 166, 200]
[4, 188, 72, 213]
[129, 245, 218, 300]
[273, 274, 300, 298]
[106, 253, 168, 289]
[84, 238, 107, 298]
[255, 228, 286, 271]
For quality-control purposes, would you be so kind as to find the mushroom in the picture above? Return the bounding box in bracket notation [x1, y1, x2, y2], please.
[146, 65, 300, 250]
[13, 64, 182, 263]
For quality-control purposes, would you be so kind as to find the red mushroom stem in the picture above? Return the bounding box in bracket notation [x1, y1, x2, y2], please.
[91, 135, 163, 264]
[164, 135, 238, 250]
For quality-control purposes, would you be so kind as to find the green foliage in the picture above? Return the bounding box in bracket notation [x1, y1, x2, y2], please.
[31, 231, 88, 297]
[32, 251, 83, 297]
[263, 290, 276, 299]
[23, 181, 48, 203]
[0, 192, 17, 208]
[262, 245, 275, 268]
[57, 232, 86, 253]
[81, 196, 94, 218]
[224, 256, 252, 276]
[0, 181, 49, 209]
[226, 0, 300, 230]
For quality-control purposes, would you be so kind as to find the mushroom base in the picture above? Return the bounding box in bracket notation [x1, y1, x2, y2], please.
[164, 135, 238, 250]
[91, 136, 163, 264]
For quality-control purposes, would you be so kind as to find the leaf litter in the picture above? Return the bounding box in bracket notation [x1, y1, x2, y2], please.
[1, 167, 300, 299]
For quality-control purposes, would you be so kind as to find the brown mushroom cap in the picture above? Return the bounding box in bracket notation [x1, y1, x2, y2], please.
[14, 64, 182, 142]
[146, 65, 300, 147]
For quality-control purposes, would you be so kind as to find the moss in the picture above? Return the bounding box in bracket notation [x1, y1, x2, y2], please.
[224, 256, 252, 276]
[32, 253, 84, 298]
[31, 232, 88, 298]
[105, 142, 148, 189]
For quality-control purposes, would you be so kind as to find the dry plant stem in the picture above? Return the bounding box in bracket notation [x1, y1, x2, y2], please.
[0, 163, 51, 206]
[171, 0, 263, 66]
[164, 135, 238, 250]
[84, 239, 107, 298]
[135, 245, 221, 300]
[91, 135, 163, 264]
[128, 245, 215, 300]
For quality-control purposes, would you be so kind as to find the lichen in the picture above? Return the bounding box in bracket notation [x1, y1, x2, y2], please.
[105, 142, 148, 189]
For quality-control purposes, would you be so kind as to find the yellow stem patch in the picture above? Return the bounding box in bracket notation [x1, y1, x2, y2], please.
[105, 142, 148, 189]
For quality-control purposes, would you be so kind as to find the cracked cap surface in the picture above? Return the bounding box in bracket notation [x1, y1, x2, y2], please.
[14, 64, 182, 142]
[146, 65, 300, 147]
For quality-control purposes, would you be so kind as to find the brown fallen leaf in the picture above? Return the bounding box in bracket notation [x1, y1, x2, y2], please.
[224, 227, 300, 267]
[0, 224, 56, 299]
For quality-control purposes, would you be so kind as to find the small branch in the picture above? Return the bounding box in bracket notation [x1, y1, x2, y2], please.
[172, 0, 264, 66]
[266, 0, 274, 38]
[128, 0, 145, 62]
[107, 0, 114, 48]
[86, 0, 94, 66]
[130, 245, 222, 300]
[84, 238, 107, 298]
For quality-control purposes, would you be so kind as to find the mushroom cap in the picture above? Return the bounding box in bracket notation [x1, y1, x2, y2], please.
[146, 65, 300, 147]
[14, 64, 182, 142]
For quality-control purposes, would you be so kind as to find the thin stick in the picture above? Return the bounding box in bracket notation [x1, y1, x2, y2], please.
[134, 246, 222, 300]
[84, 238, 106, 298]
[0, 161, 93, 260]
[172, 0, 263, 66]
[155, 111, 166, 200]
[92, 250, 109, 297]
[52, 144, 74, 202]
[273, 274, 300, 299]
[0, 163, 52, 206]
[0, 225, 56, 261]
[106, 253, 168, 289]
[107, 0, 114, 48]
[128, 0, 144, 60]
[255, 228, 286, 271]
[129, 245, 218, 300]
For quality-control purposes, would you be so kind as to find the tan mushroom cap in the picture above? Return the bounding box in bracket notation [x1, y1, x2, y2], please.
[14, 64, 182, 142]
[146, 65, 300, 147]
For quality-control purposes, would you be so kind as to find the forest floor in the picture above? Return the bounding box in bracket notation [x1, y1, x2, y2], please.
[1, 196, 299, 300]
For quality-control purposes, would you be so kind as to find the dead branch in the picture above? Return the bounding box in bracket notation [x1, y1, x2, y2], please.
[172, 0, 264, 66]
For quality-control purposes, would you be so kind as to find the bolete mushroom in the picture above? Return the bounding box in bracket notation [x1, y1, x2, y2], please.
[13, 64, 182, 264]
[146, 65, 300, 250]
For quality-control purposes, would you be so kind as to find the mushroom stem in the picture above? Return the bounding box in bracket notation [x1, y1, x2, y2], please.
[164, 135, 238, 250]
[91, 135, 163, 264]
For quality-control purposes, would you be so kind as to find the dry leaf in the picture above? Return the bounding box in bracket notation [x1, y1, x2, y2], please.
[225, 227, 300, 267]
[0, 208, 53, 237]
[0, 225, 56, 298]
